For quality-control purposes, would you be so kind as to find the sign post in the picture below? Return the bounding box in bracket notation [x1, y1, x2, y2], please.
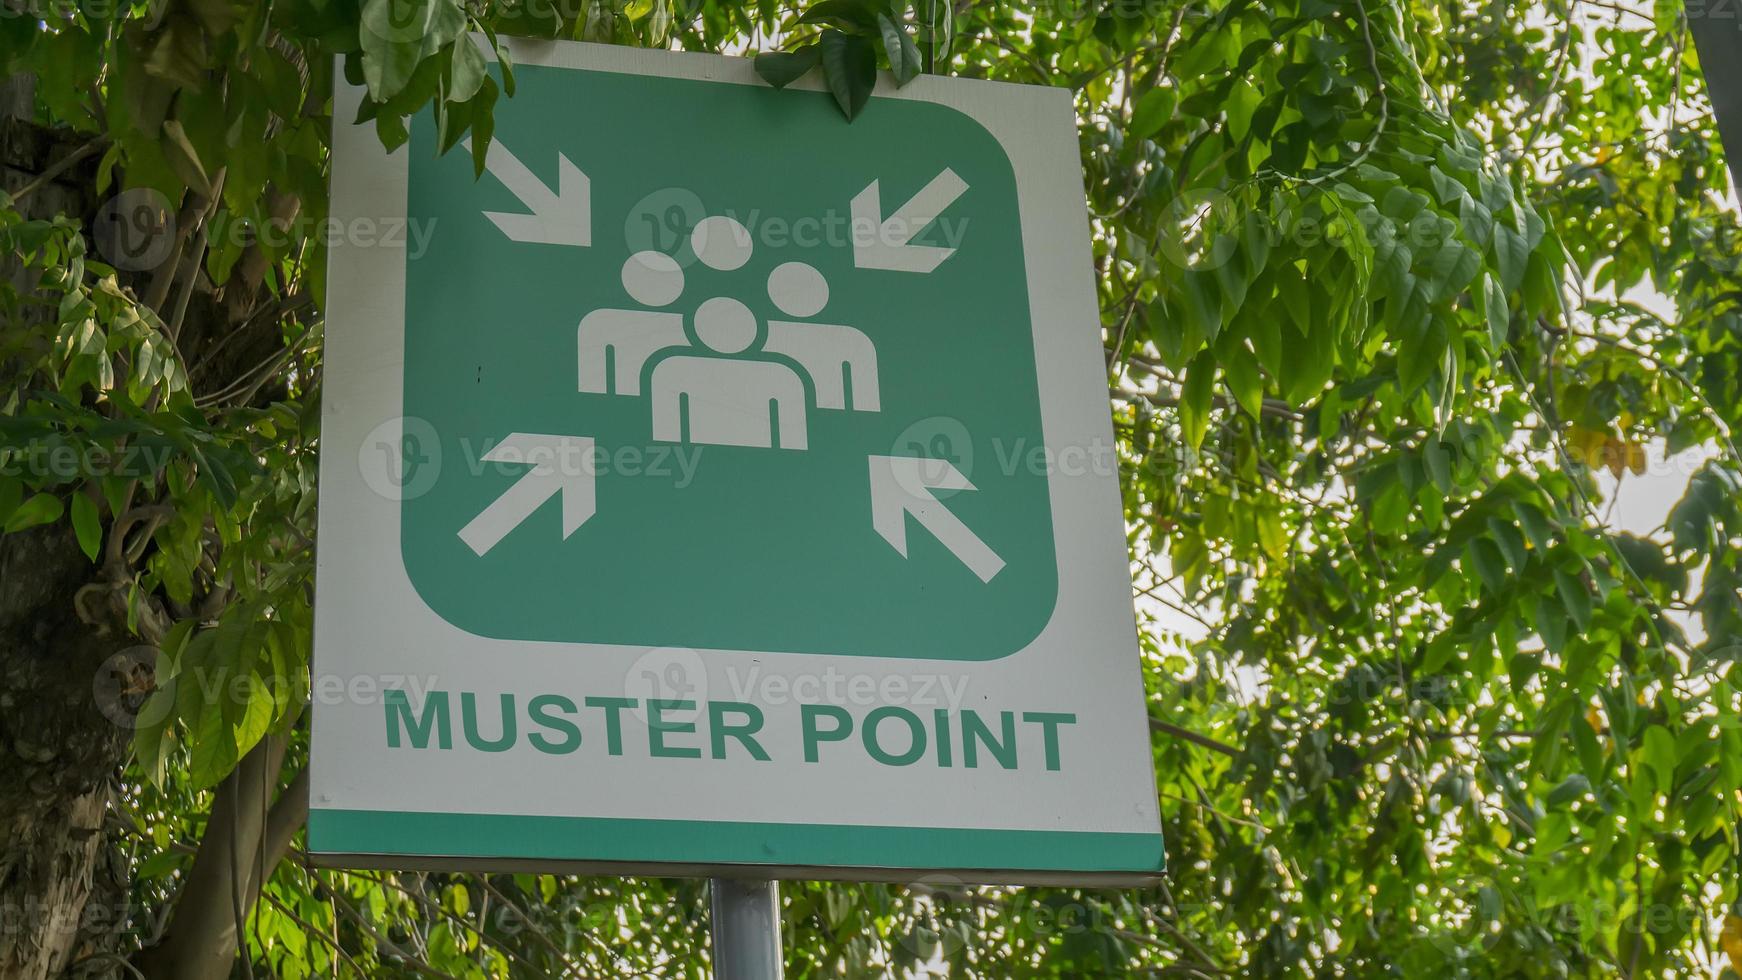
[710, 878, 782, 979]
[312, 34, 1164, 966]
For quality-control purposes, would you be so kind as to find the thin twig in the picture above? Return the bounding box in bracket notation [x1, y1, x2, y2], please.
[7, 136, 107, 205]
[257, 890, 370, 978]
[1148, 716, 1241, 758]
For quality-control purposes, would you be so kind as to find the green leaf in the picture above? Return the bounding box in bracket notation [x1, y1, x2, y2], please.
[233, 667, 275, 759]
[446, 36, 486, 103]
[1396, 312, 1444, 394]
[1642, 724, 1677, 792]
[1491, 222, 1528, 294]
[799, 0, 887, 31]
[1554, 567, 1591, 630]
[71, 492, 100, 562]
[160, 120, 212, 198]
[1131, 86, 1175, 139]
[436, 92, 471, 153]
[376, 112, 409, 152]
[468, 77, 498, 179]
[876, 14, 922, 86]
[754, 44, 822, 89]
[1180, 269, 1222, 344]
[820, 31, 876, 120]
[1282, 318, 1336, 405]
[1423, 439, 1452, 493]
[1425, 239, 1481, 302]
[1544, 773, 1590, 808]
[1612, 532, 1685, 596]
[1467, 538, 1507, 593]
[1371, 481, 1410, 536]
[4, 492, 64, 532]
[1223, 344, 1263, 419]
[1181, 350, 1217, 451]
[187, 691, 238, 789]
[1478, 271, 1509, 350]
[359, 0, 466, 102]
[1535, 593, 1568, 653]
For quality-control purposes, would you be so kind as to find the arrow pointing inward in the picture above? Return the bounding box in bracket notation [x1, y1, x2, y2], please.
[850, 168, 968, 274]
[459, 433, 596, 556]
[868, 455, 1005, 583]
[461, 137, 590, 247]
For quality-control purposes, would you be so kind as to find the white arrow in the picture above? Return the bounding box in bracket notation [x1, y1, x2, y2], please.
[459, 433, 596, 556]
[461, 137, 590, 247]
[850, 169, 968, 274]
[868, 455, 1004, 583]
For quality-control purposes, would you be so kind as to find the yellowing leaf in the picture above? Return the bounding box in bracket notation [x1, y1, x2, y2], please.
[1720, 914, 1742, 976]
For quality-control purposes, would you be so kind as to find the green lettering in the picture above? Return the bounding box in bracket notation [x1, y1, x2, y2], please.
[862, 706, 926, 766]
[1021, 711, 1076, 771]
[648, 699, 702, 758]
[585, 696, 637, 755]
[385, 689, 450, 750]
[801, 704, 853, 762]
[934, 708, 953, 767]
[461, 692, 517, 752]
[528, 695, 582, 754]
[709, 701, 771, 761]
[962, 709, 1017, 769]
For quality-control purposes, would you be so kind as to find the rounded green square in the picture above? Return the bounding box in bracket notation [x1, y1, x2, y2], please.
[399, 65, 1057, 660]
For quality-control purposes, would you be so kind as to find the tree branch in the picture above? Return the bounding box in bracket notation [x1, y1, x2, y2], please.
[1148, 717, 1241, 758]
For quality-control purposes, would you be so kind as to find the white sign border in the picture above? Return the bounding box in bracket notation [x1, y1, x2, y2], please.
[311, 37, 1163, 885]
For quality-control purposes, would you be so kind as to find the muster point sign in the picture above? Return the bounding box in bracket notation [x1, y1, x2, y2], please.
[311, 36, 1163, 884]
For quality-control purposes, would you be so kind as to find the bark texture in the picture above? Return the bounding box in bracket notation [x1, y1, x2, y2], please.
[1, 74, 134, 980]
[0, 526, 131, 980]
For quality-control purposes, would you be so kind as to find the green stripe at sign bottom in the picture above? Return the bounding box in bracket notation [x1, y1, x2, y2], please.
[310, 809, 1164, 876]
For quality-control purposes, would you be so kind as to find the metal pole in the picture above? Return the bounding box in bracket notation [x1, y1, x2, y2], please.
[710, 878, 783, 979]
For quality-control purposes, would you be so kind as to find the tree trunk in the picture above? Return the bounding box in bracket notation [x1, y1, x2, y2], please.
[132, 736, 306, 980]
[1, 71, 136, 980]
[0, 526, 133, 980]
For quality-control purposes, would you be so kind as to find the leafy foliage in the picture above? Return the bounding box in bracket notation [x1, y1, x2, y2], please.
[1, 0, 1740, 975]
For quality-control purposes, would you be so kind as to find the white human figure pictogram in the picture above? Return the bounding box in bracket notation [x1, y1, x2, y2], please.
[576, 213, 881, 451]
[649, 296, 809, 450]
[577, 253, 687, 395]
[761, 260, 881, 412]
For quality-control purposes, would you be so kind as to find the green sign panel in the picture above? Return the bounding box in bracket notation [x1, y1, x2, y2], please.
[401, 65, 1055, 659]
